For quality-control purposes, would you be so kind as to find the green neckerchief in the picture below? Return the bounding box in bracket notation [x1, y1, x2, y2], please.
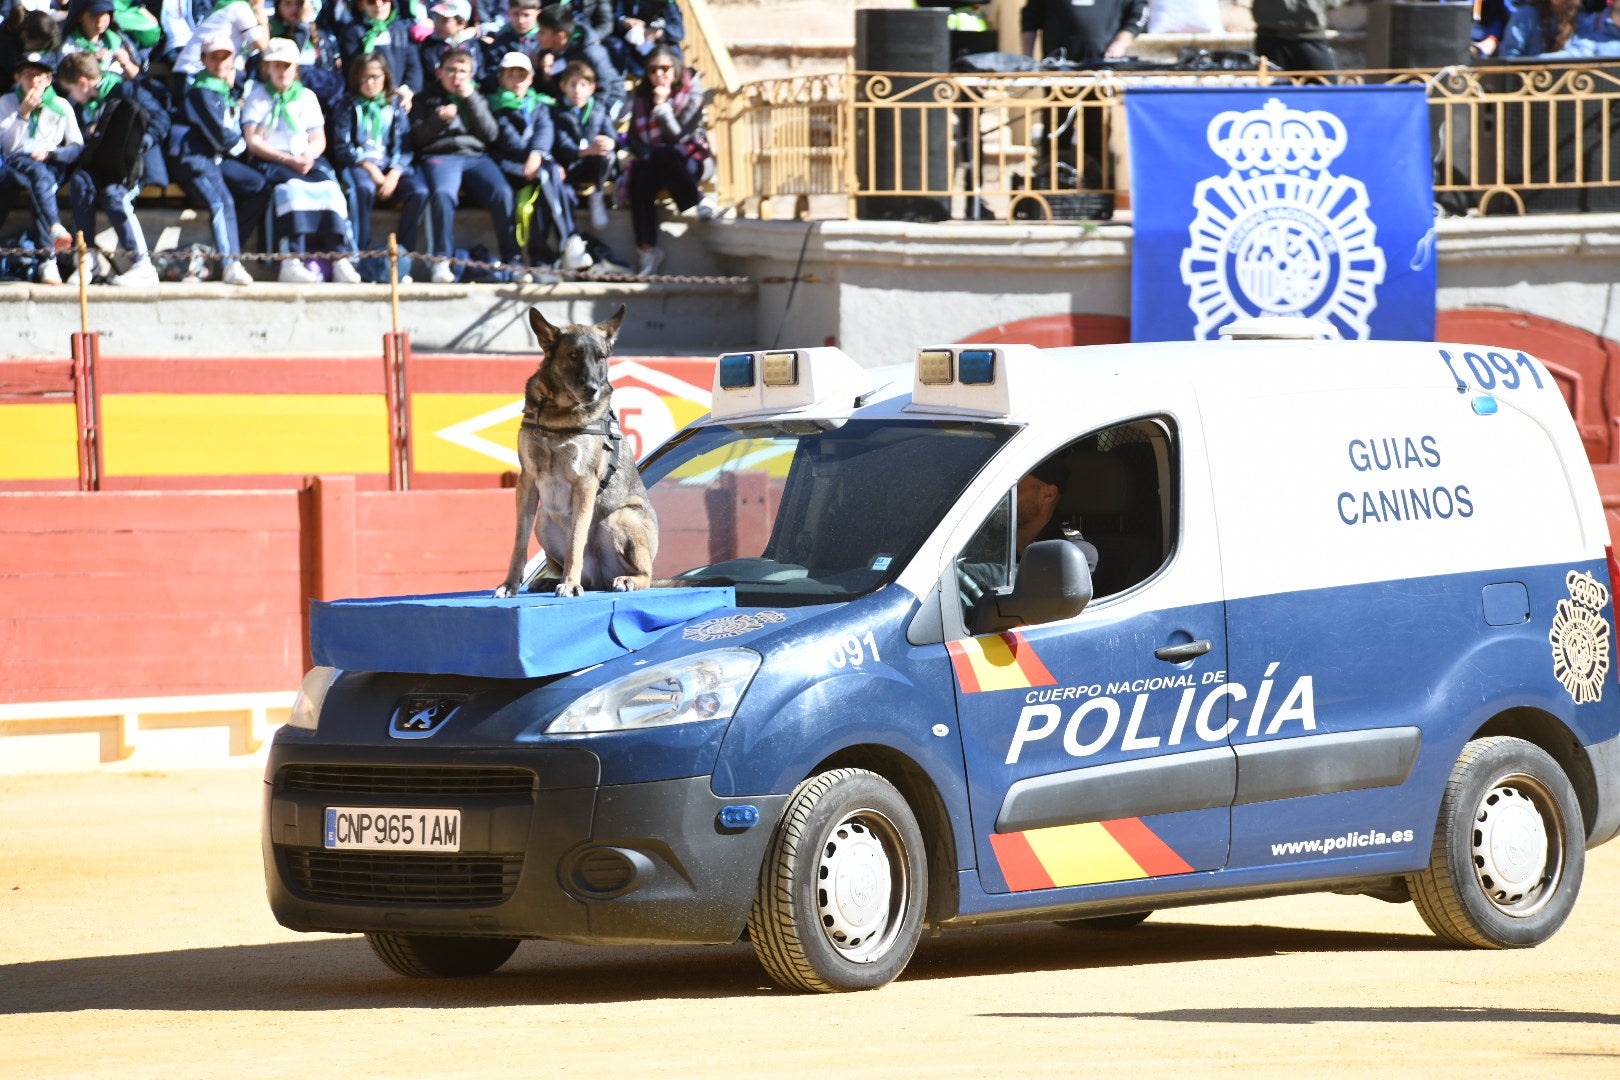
[356, 93, 388, 144]
[18, 85, 68, 139]
[268, 81, 306, 134]
[70, 26, 125, 57]
[489, 87, 554, 114]
[84, 72, 121, 125]
[577, 95, 594, 128]
[361, 11, 396, 54]
[192, 72, 233, 98]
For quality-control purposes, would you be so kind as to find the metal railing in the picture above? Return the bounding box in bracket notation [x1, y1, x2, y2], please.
[709, 64, 1620, 219]
[677, 0, 741, 96]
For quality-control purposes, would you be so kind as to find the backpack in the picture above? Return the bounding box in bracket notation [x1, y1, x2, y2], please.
[81, 96, 151, 189]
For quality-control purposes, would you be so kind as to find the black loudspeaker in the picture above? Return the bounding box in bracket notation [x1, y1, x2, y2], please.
[1365, 1, 1472, 69]
[854, 8, 951, 222]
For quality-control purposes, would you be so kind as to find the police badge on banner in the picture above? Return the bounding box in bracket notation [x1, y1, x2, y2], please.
[1126, 86, 1435, 341]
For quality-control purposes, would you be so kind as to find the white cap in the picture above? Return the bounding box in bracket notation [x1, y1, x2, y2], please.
[200, 32, 237, 56]
[260, 37, 302, 67]
[430, 0, 472, 21]
[499, 51, 534, 74]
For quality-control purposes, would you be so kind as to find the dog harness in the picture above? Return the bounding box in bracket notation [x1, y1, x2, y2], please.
[519, 405, 626, 493]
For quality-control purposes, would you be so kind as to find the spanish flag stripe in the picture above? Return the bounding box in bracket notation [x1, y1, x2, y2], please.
[1102, 817, 1196, 877]
[988, 830, 1056, 892]
[1005, 630, 1058, 687]
[1026, 822, 1149, 887]
[945, 640, 982, 694]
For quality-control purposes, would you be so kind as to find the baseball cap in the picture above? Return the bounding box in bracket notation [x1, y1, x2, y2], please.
[260, 37, 302, 66]
[81, 0, 116, 15]
[15, 50, 55, 74]
[430, 0, 472, 20]
[1029, 458, 1068, 490]
[200, 32, 237, 57]
[498, 51, 533, 73]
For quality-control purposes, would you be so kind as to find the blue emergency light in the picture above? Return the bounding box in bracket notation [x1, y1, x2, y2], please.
[957, 349, 997, 385]
[1472, 395, 1499, 416]
[719, 353, 756, 390]
[718, 804, 759, 829]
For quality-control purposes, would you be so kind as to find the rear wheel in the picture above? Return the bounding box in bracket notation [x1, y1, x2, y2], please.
[1055, 910, 1152, 931]
[748, 768, 927, 992]
[365, 933, 521, 978]
[1405, 736, 1584, 948]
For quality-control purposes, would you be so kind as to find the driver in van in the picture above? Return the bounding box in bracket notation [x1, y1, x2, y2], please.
[1017, 459, 1098, 571]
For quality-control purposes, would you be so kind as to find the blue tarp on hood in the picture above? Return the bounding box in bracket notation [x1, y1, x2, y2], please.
[310, 588, 736, 679]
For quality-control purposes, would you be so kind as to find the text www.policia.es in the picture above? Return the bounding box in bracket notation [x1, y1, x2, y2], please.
[1271, 827, 1415, 857]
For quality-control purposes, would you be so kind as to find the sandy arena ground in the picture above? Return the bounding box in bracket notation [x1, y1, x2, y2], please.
[1, 767, 1617, 1079]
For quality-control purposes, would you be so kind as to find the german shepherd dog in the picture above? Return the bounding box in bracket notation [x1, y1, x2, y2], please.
[495, 305, 658, 597]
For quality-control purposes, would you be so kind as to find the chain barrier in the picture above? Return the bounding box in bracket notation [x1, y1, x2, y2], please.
[0, 244, 751, 286]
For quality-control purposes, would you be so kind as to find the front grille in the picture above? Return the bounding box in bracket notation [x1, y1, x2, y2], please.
[284, 850, 524, 906]
[280, 764, 536, 796]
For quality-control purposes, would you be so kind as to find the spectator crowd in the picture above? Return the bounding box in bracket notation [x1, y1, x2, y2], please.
[0, 0, 716, 285]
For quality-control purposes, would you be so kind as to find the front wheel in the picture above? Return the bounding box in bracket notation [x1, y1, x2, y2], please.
[1405, 736, 1585, 948]
[748, 768, 927, 992]
[365, 933, 520, 977]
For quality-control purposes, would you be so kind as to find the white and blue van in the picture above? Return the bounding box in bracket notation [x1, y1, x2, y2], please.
[264, 320, 1620, 992]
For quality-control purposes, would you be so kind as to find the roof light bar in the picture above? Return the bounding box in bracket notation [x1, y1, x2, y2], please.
[709, 346, 868, 421]
[906, 343, 1044, 418]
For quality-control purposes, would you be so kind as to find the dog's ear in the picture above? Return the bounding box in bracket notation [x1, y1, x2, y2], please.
[528, 308, 561, 352]
[596, 304, 627, 346]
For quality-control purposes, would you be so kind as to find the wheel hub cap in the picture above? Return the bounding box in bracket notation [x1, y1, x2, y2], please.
[817, 818, 894, 958]
[1473, 781, 1555, 913]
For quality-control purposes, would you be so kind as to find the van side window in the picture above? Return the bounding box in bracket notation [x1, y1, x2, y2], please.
[952, 418, 1178, 630]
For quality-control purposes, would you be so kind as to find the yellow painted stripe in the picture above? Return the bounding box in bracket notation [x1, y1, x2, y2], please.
[0, 403, 80, 480]
[960, 634, 1033, 692]
[413, 393, 517, 473]
[1023, 822, 1148, 887]
[101, 394, 389, 476]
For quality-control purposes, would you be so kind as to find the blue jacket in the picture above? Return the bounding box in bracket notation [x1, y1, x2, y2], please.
[330, 92, 414, 172]
[337, 18, 425, 96]
[549, 93, 617, 167]
[490, 89, 557, 164]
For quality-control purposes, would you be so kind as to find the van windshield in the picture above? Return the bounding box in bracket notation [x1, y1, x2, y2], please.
[639, 419, 1013, 606]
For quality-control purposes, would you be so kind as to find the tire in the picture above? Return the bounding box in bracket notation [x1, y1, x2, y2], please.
[365, 933, 521, 978]
[1405, 736, 1585, 949]
[1055, 910, 1153, 931]
[748, 768, 928, 992]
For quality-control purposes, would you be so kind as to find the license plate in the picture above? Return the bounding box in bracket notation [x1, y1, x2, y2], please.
[324, 807, 461, 851]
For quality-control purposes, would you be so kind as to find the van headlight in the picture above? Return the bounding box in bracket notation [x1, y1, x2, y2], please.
[545, 649, 762, 734]
[287, 666, 341, 731]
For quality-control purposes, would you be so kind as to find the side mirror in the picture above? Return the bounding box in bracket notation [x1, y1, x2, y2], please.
[971, 539, 1093, 634]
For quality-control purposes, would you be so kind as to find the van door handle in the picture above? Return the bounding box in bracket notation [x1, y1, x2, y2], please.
[1155, 639, 1212, 663]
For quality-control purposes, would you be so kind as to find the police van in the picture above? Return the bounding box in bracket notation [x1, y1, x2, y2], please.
[264, 319, 1620, 992]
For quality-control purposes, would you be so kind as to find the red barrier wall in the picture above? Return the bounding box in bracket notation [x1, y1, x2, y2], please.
[0, 483, 512, 704]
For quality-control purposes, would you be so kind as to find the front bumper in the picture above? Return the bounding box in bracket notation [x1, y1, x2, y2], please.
[262, 742, 787, 945]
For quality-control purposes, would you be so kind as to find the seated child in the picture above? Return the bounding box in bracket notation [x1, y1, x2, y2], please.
[549, 58, 616, 232]
[61, 0, 144, 82]
[331, 50, 427, 281]
[0, 51, 80, 284]
[56, 50, 161, 284]
[336, 0, 423, 107]
[241, 36, 362, 283]
[168, 31, 268, 285]
[419, 0, 484, 87]
[481, 0, 543, 91]
[489, 49, 588, 270]
[410, 45, 525, 282]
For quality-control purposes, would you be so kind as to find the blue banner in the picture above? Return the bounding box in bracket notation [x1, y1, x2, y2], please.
[1126, 85, 1435, 341]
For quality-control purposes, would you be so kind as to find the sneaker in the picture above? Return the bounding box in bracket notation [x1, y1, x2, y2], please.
[110, 258, 159, 287]
[65, 252, 106, 287]
[559, 234, 593, 271]
[48, 223, 72, 253]
[696, 196, 719, 222]
[222, 261, 254, 286]
[278, 257, 320, 283]
[588, 189, 609, 230]
[431, 260, 455, 284]
[398, 273, 413, 285]
[514, 270, 534, 284]
[332, 257, 362, 284]
[635, 246, 665, 276]
[38, 258, 61, 285]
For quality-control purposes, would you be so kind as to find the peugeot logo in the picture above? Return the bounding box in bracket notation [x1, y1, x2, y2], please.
[389, 695, 464, 739]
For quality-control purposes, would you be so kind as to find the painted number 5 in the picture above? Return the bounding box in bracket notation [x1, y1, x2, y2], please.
[829, 631, 882, 668]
